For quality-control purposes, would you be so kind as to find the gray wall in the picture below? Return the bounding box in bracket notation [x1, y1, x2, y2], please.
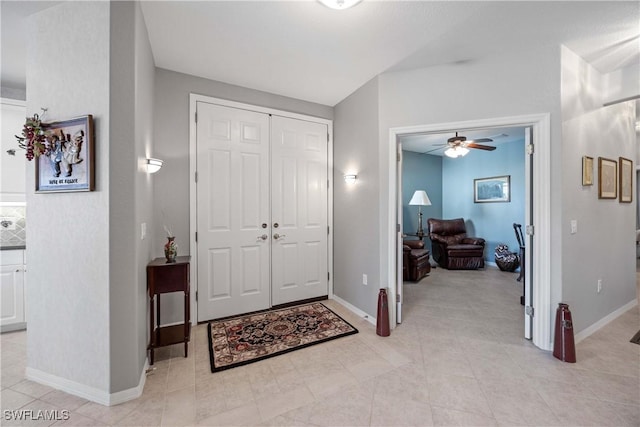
[153, 68, 333, 323]
[26, 0, 154, 397]
[375, 45, 564, 327]
[331, 43, 636, 337]
[561, 47, 637, 334]
[108, 1, 156, 393]
[333, 77, 381, 317]
[26, 0, 111, 392]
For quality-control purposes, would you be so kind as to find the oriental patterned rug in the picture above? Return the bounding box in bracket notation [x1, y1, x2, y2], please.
[207, 302, 358, 372]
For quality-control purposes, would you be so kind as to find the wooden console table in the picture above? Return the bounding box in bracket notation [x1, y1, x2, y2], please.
[147, 256, 191, 365]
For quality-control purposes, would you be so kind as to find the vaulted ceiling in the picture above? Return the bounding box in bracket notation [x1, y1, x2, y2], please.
[1, 1, 638, 107]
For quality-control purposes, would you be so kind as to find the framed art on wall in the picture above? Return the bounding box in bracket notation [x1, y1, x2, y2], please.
[597, 157, 617, 199]
[474, 175, 510, 203]
[619, 157, 633, 203]
[582, 156, 593, 186]
[36, 115, 95, 193]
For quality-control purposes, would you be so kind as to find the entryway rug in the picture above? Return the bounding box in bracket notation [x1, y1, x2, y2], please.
[207, 302, 358, 372]
[630, 329, 640, 345]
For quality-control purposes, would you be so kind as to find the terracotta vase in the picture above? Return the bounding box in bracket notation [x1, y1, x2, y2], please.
[164, 236, 178, 263]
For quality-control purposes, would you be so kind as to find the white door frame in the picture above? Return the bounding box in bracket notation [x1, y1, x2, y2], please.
[387, 113, 552, 351]
[189, 93, 334, 324]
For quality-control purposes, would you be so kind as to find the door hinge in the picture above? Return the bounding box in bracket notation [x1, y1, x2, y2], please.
[327, 179, 330, 189]
[196, 291, 198, 301]
[525, 305, 534, 317]
[327, 133, 329, 143]
[526, 144, 534, 155]
[397, 224, 401, 233]
[525, 225, 534, 236]
[327, 272, 330, 280]
[327, 226, 330, 235]
[195, 112, 198, 123]
[195, 171, 198, 183]
[195, 231, 198, 242]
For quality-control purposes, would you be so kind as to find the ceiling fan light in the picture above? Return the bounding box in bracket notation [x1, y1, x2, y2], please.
[458, 147, 470, 156]
[444, 147, 459, 158]
[318, 0, 363, 9]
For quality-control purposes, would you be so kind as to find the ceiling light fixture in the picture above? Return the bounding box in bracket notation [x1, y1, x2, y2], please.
[318, 0, 363, 10]
[444, 146, 469, 158]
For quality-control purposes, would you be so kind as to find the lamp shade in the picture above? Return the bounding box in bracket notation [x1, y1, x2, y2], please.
[409, 190, 432, 206]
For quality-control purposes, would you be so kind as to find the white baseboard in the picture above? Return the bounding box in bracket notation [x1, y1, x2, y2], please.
[574, 299, 639, 343]
[331, 294, 376, 327]
[26, 358, 149, 406]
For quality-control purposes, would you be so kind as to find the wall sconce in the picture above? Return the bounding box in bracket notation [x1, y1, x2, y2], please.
[145, 158, 163, 174]
[344, 174, 358, 184]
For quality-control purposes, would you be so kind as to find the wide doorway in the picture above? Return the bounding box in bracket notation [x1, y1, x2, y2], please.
[388, 114, 552, 351]
[191, 97, 332, 321]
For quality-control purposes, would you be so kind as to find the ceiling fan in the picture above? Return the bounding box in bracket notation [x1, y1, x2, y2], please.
[426, 132, 497, 158]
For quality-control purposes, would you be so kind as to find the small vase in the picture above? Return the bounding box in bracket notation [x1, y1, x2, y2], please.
[164, 236, 178, 263]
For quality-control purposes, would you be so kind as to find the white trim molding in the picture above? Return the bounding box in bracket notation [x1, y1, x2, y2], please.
[331, 294, 377, 327]
[574, 299, 638, 343]
[26, 359, 149, 406]
[387, 113, 552, 351]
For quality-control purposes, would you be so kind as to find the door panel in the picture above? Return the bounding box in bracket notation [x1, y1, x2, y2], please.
[197, 102, 271, 320]
[271, 116, 328, 305]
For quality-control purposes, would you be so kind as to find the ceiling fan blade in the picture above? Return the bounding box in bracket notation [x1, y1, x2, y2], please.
[467, 143, 496, 151]
[470, 138, 493, 143]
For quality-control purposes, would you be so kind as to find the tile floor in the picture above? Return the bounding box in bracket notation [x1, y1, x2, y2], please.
[1, 266, 639, 426]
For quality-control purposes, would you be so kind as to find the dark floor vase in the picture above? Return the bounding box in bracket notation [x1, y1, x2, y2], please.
[553, 303, 576, 363]
[376, 289, 390, 337]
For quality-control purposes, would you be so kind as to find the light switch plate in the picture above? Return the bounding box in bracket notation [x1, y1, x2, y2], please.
[570, 220, 577, 234]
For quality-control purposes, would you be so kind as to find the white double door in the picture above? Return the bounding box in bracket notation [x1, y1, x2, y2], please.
[196, 102, 329, 321]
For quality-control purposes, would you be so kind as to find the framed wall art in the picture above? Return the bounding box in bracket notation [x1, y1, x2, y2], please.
[36, 115, 95, 193]
[582, 156, 593, 186]
[474, 175, 510, 203]
[597, 157, 617, 199]
[619, 157, 633, 203]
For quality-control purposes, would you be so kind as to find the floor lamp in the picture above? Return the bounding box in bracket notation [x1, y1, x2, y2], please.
[409, 190, 432, 237]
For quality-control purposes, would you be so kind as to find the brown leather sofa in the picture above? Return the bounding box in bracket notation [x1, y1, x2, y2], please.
[403, 240, 431, 282]
[427, 218, 485, 270]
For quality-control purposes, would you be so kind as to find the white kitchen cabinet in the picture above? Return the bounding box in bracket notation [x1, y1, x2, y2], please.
[1, 250, 26, 332]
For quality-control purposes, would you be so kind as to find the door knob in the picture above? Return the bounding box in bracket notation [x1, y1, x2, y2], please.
[258, 234, 268, 241]
[273, 233, 286, 240]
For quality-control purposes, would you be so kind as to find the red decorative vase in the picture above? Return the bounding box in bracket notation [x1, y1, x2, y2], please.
[376, 288, 390, 337]
[553, 303, 576, 363]
[164, 237, 177, 263]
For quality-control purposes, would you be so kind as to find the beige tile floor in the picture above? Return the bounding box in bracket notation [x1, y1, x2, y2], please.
[1, 266, 639, 426]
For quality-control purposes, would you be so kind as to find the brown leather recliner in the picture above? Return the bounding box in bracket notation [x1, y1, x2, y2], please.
[403, 240, 431, 282]
[427, 218, 485, 270]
